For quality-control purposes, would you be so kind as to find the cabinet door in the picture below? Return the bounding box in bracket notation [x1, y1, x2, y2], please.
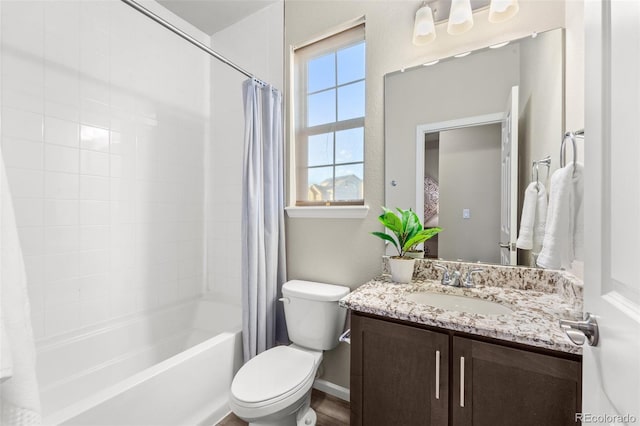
[351, 314, 449, 426]
[452, 336, 581, 426]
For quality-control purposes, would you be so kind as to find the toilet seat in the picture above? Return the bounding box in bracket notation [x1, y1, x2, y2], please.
[230, 346, 317, 412]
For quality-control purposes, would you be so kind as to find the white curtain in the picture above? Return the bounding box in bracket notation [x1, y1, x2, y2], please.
[0, 149, 42, 425]
[241, 79, 287, 362]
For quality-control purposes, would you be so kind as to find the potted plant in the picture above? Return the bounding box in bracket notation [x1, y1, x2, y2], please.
[372, 207, 442, 283]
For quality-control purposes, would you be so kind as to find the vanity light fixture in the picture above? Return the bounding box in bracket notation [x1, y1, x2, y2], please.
[413, 2, 437, 45]
[447, 0, 474, 35]
[411, 0, 519, 46]
[422, 59, 440, 66]
[454, 51, 472, 58]
[489, 41, 510, 49]
[531, 31, 538, 38]
[488, 0, 519, 23]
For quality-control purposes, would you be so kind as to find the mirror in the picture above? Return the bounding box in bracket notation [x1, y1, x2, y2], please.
[385, 28, 564, 267]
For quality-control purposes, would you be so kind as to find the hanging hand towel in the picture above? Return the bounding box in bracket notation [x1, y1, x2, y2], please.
[571, 164, 584, 261]
[516, 182, 547, 253]
[537, 163, 583, 270]
[533, 183, 549, 254]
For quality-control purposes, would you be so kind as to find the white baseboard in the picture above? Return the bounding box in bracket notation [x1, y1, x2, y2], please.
[313, 378, 350, 402]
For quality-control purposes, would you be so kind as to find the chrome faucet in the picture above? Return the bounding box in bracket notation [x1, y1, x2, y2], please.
[462, 268, 483, 287]
[433, 264, 460, 286]
[433, 264, 483, 288]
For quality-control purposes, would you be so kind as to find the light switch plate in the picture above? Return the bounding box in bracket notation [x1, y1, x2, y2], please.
[463, 208, 470, 219]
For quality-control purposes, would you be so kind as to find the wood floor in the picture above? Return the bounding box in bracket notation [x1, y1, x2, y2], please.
[217, 389, 350, 426]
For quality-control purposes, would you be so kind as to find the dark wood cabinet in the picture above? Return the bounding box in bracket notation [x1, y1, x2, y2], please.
[452, 336, 582, 426]
[350, 313, 449, 426]
[350, 312, 582, 426]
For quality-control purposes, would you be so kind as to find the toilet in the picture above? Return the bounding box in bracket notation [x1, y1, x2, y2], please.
[229, 280, 350, 426]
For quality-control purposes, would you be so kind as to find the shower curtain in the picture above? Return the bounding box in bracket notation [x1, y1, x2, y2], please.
[0, 150, 42, 424]
[241, 79, 287, 362]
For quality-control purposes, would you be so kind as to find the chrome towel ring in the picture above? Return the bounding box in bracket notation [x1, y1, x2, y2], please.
[560, 131, 580, 177]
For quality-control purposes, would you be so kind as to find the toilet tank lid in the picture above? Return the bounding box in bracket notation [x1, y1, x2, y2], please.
[282, 280, 350, 302]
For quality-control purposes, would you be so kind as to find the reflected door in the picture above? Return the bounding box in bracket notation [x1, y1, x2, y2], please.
[500, 86, 519, 265]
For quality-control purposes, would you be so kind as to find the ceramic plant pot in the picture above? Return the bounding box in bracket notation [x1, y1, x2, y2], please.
[405, 250, 424, 259]
[389, 257, 416, 283]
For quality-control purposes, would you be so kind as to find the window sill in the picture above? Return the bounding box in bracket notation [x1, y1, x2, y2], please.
[285, 205, 370, 219]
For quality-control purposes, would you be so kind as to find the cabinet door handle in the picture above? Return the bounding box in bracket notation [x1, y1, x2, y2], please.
[435, 350, 440, 400]
[460, 356, 465, 407]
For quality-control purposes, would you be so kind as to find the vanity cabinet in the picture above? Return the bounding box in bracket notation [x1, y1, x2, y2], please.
[350, 312, 582, 426]
[350, 312, 449, 425]
[452, 336, 582, 426]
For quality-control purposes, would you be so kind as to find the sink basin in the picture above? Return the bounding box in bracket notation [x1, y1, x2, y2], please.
[405, 292, 513, 316]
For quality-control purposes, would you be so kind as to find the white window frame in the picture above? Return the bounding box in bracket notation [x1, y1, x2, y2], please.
[287, 18, 369, 219]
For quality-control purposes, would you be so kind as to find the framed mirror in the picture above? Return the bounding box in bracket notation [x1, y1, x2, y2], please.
[384, 28, 564, 267]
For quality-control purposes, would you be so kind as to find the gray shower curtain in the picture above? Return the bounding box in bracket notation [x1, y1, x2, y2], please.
[241, 79, 287, 362]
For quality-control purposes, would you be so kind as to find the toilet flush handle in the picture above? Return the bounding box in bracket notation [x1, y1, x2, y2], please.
[278, 297, 290, 304]
[339, 329, 351, 345]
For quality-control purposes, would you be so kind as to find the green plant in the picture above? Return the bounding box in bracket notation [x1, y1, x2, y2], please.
[371, 207, 442, 258]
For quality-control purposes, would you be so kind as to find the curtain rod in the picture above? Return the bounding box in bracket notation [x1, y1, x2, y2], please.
[119, 0, 267, 86]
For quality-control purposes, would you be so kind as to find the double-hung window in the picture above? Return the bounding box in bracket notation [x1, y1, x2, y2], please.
[293, 24, 365, 206]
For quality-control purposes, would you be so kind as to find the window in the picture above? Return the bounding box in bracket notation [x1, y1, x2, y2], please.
[294, 24, 365, 206]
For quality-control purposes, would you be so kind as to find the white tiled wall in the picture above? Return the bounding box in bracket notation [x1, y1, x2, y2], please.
[1, 0, 210, 339]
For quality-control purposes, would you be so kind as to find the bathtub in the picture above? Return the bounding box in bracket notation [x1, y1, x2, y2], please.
[36, 297, 242, 425]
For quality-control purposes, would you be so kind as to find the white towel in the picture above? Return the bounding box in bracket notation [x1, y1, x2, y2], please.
[1, 150, 42, 424]
[516, 182, 547, 253]
[537, 163, 584, 270]
[572, 166, 584, 261]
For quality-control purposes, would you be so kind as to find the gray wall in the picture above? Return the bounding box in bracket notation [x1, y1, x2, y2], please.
[438, 124, 502, 263]
[425, 134, 440, 181]
[385, 45, 520, 214]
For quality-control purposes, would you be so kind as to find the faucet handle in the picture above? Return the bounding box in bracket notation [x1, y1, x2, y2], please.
[463, 268, 484, 287]
[433, 263, 451, 285]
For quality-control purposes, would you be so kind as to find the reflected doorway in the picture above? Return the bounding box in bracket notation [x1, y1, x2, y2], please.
[422, 124, 502, 263]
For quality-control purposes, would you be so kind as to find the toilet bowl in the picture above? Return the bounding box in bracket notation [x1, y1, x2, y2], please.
[230, 345, 322, 426]
[229, 280, 350, 426]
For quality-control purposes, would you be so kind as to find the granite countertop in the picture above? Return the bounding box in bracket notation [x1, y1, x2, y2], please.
[340, 264, 584, 354]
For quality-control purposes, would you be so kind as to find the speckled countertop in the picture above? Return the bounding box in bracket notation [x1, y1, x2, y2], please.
[340, 259, 584, 355]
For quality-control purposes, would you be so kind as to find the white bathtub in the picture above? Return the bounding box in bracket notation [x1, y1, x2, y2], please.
[36, 297, 242, 425]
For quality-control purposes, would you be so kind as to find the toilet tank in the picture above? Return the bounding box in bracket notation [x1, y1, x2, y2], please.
[282, 280, 350, 351]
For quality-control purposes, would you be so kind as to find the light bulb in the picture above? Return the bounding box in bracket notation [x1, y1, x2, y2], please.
[447, 0, 474, 35]
[488, 0, 519, 23]
[413, 5, 436, 45]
